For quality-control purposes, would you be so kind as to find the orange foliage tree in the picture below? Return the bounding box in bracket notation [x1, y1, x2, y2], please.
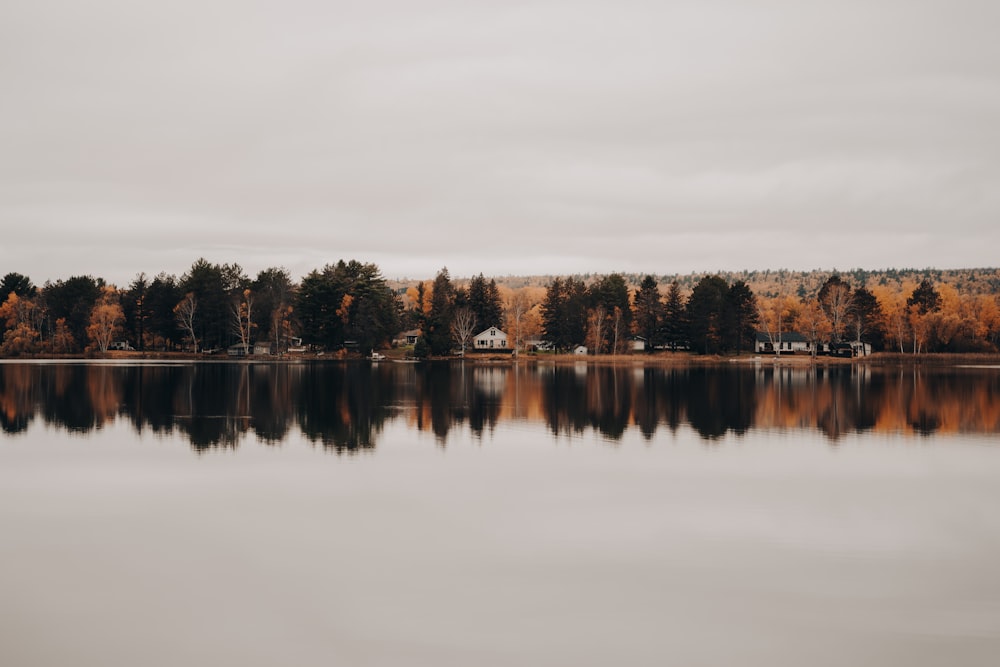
[0, 292, 42, 356]
[87, 287, 125, 354]
[795, 300, 832, 357]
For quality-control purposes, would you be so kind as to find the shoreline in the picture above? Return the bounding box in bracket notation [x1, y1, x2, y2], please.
[3, 351, 1000, 367]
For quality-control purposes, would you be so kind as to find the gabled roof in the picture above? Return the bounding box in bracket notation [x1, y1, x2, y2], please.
[474, 326, 506, 338]
[754, 331, 809, 343]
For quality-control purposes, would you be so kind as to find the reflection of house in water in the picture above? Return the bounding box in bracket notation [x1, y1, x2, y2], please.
[473, 367, 507, 397]
[753, 364, 817, 387]
[750, 364, 877, 440]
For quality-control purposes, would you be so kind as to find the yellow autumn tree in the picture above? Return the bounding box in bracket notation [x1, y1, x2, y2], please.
[872, 282, 913, 353]
[50, 318, 74, 354]
[756, 294, 798, 355]
[87, 287, 125, 354]
[965, 294, 1000, 346]
[795, 299, 832, 357]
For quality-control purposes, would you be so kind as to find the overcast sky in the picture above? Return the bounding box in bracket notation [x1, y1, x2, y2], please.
[2, 0, 998, 286]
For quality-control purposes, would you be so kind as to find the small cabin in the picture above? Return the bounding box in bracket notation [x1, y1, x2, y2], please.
[473, 326, 508, 350]
[394, 329, 420, 346]
[831, 341, 872, 357]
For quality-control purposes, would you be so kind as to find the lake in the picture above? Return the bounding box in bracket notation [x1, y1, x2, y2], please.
[2, 360, 999, 666]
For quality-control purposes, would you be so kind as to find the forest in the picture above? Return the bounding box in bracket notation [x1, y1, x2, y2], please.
[1, 262, 999, 357]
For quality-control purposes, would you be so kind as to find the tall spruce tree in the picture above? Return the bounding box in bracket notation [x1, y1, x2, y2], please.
[686, 275, 728, 354]
[467, 274, 503, 331]
[425, 268, 456, 356]
[662, 281, 687, 350]
[849, 286, 885, 352]
[541, 277, 587, 352]
[723, 280, 758, 354]
[632, 275, 663, 351]
[907, 279, 941, 314]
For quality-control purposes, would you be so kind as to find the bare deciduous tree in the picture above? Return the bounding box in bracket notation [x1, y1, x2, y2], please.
[818, 276, 852, 343]
[174, 292, 198, 353]
[231, 288, 255, 353]
[611, 306, 624, 356]
[451, 306, 477, 356]
[504, 290, 529, 354]
[587, 305, 606, 355]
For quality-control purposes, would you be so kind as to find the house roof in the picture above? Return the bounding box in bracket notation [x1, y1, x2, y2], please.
[754, 331, 809, 343]
[474, 326, 506, 338]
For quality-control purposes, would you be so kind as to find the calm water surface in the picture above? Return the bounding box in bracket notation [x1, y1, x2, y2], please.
[1, 361, 999, 666]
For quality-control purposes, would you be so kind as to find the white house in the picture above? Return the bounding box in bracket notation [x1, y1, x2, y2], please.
[573, 345, 588, 355]
[473, 326, 508, 350]
[754, 332, 812, 354]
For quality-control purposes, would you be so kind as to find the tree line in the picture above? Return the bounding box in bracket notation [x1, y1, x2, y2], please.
[0, 259, 400, 356]
[2, 261, 999, 357]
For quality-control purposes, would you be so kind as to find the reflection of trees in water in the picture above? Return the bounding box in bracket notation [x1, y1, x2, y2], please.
[538, 366, 634, 440]
[684, 368, 756, 440]
[119, 365, 186, 436]
[179, 364, 253, 450]
[36, 365, 112, 432]
[632, 367, 685, 439]
[0, 363, 41, 433]
[412, 363, 504, 444]
[540, 366, 589, 438]
[587, 367, 632, 440]
[814, 368, 855, 441]
[248, 364, 299, 443]
[3, 362, 1000, 448]
[297, 363, 395, 454]
[751, 365, 878, 440]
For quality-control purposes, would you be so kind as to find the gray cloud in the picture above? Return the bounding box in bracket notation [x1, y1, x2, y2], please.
[1, 0, 998, 285]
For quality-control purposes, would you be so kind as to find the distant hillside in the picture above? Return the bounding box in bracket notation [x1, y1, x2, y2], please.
[390, 267, 1000, 298]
